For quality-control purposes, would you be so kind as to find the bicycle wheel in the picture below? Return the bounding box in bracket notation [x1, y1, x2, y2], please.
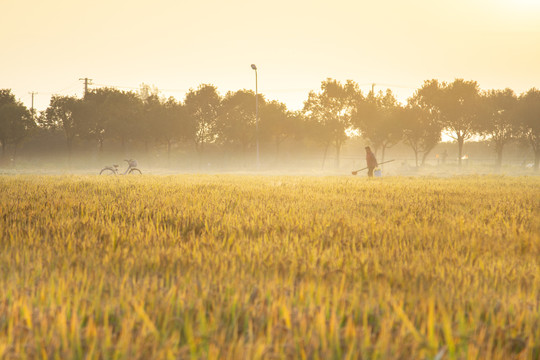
[100, 168, 116, 175]
[129, 168, 142, 175]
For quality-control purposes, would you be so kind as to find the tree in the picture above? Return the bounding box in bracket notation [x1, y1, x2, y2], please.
[217, 90, 262, 155]
[418, 79, 481, 166]
[303, 79, 360, 168]
[139, 93, 163, 153]
[6, 104, 33, 158]
[138, 83, 160, 102]
[400, 105, 442, 167]
[517, 88, 540, 170]
[100, 89, 142, 154]
[81, 89, 109, 152]
[0, 90, 33, 159]
[159, 97, 192, 162]
[260, 100, 300, 159]
[137, 84, 162, 153]
[480, 88, 518, 167]
[184, 84, 221, 156]
[70, 88, 142, 155]
[353, 89, 403, 163]
[0, 90, 19, 157]
[42, 95, 84, 160]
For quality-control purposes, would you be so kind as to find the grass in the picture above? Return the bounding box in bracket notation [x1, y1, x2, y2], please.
[0, 175, 539, 359]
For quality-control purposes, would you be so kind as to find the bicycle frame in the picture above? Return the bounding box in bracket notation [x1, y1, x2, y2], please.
[120, 160, 133, 175]
[100, 159, 141, 175]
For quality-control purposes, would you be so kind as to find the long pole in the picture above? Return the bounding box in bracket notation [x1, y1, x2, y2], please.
[255, 69, 259, 168]
[79, 77, 93, 98]
[28, 91, 37, 120]
[351, 159, 395, 175]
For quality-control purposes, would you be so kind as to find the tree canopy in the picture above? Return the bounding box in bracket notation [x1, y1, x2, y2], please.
[0, 89, 33, 158]
[303, 79, 361, 167]
[2, 78, 539, 170]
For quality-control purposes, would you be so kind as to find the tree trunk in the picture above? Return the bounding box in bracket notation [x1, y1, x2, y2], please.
[529, 138, 539, 171]
[496, 143, 504, 168]
[381, 144, 387, 165]
[421, 151, 430, 166]
[167, 139, 171, 164]
[414, 149, 418, 167]
[242, 143, 248, 168]
[422, 144, 438, 166]
[195, 141, 204, 168]
[96, 138, 104, 162]
[321, 142, 329, 171]
[457, 134, 464, 167]
[12, 142, 19, 161]
[66, 137, 73, 166]
[335, 141, 341, 169]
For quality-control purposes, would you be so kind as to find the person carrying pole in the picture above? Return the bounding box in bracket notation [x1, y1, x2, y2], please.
[365, 146, 378, 178]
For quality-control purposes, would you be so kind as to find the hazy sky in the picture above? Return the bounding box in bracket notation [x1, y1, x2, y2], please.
[2, 0, 540, 112]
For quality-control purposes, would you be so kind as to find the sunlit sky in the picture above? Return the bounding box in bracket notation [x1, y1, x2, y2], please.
[2, 0, 540, 113]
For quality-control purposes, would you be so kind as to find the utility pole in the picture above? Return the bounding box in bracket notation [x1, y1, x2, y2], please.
[371, 83, 375, 95]
[79, 77, 93, 98]
[28, 91, 37, 120]
[251, 64, 260, 168]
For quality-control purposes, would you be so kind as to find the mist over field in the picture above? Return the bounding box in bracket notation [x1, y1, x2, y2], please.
[1, 138, 537, 177]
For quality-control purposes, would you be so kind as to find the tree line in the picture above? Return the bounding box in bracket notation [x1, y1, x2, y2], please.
[0, 79, 539, 169]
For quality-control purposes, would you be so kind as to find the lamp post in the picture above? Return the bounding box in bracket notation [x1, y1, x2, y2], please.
[251, 64, 260, 168]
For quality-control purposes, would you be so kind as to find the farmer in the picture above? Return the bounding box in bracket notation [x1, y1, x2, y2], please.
[365, 146, 378, 178]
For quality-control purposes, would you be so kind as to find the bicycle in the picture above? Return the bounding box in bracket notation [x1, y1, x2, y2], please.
[100, 159, 142, 175]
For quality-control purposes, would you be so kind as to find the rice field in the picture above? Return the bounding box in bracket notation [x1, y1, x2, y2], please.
[0, 175, 539, 359]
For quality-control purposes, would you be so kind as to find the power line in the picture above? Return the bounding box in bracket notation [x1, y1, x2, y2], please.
[53, 82, 81, 94]
[93, 83, 193, 93]
[32, 83, 81, 96]
[357, 82, 417, 88]
[376, 83, 417, 89]
[92, 83, 138, 90]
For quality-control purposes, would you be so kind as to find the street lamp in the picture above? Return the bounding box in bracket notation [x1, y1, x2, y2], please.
[251, 64, 260, 168]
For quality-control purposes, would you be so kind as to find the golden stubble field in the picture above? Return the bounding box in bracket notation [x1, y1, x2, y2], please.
[0, 175, 539, 359]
